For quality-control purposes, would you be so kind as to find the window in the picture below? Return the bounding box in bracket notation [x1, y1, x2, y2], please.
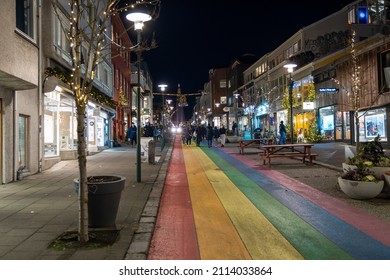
[220, 79, 227, 88]
[97, 62, 112, 89]
[16, 0, 35, 39]
[380, 51, 390, 91]
[54, 12, 71, 63]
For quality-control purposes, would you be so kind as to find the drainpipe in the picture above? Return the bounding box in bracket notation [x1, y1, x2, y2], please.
[38, 0, 43, 172]
[13, 92, 17, 182]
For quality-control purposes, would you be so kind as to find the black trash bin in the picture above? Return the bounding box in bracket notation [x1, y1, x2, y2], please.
[74, 175, 126, 228]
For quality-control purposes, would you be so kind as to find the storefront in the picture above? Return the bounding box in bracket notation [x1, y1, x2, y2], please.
[294, 110, 316, 140]
[44, 88, 112, 160]
[317, 105, 381, 143]
[254, 104, 269, 132]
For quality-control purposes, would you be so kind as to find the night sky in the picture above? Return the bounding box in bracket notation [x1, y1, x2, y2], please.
[128, 0, 357, 120]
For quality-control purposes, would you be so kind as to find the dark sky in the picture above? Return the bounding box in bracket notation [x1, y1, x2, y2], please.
[131, 0, 356, 119]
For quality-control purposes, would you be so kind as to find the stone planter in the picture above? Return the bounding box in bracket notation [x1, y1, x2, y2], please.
[226, 136, 240, 143]
[338, 177, 384, 200]
[74, 175, 126, 228]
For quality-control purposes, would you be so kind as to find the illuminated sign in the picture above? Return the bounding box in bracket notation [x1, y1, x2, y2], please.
[303, 102, 315, 110]
[319, 88, 338, 93]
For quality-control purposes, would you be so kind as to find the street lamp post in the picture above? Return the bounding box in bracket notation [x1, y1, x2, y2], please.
[158, 84, 167, 151]
[283, 62, 297, 144]
[126, 11, 152, 183]
[233, 93, 240, 136]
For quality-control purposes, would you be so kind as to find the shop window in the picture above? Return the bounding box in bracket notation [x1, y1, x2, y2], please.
[380, 51, 390, 91]
[319, 106, 335, 140]
[358, 108, 387, 142]
[44, 92, 60, 157]
[59, 95, 77, 150]
[343, 112, 351, 140]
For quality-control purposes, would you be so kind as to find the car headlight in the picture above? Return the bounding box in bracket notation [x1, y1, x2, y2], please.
[177, 127, 182, 133]
[171, 127, 177, 133]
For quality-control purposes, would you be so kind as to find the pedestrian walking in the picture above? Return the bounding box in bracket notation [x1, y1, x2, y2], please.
[279, 121, 286, 144]
[213, 126, 220, 144]
[186, 125, 192, 145]
[195, 125, 204, 146]
[206, 124, 214, 148]
[219, 125, 226, 147]
[128, 122, 137, 146]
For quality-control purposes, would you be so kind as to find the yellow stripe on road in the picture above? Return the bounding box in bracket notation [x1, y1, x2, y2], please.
[192, 147, 303, 260]
[182, 145, 251, 260]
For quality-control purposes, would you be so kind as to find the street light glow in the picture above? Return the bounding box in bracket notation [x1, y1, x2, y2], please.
[126, 10, 153, 183]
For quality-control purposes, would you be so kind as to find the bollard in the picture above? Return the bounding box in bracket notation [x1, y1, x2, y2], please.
[148, 140, 155, 164]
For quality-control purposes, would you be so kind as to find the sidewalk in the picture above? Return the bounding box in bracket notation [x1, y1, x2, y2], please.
[0, 141, 171, 260]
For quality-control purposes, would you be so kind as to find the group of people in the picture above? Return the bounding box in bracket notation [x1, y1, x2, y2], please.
[126, 122, 163, 147]
[202, 123, 227, 148]
[179, 123, 227, 148]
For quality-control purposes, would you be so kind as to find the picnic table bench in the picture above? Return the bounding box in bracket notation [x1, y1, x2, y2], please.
[237, 138, 273, 154]
[260, 143, 317, 167]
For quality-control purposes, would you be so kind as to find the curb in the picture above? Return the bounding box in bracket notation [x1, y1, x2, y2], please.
[125, 140, 174, 260]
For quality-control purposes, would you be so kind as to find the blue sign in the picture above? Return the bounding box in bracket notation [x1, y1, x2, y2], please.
[319, 88, 338, 93]
[358, 6, 368, 24]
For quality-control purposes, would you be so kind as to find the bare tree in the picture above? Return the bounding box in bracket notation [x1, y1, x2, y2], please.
[49, 0, 160, 243]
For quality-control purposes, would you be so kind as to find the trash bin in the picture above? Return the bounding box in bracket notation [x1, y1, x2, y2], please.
[74, 175, 126, 228]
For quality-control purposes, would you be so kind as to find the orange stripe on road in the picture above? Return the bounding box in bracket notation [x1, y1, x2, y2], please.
[182, 144, 251, 260]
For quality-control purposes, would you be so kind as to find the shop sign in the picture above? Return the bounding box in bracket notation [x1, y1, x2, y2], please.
[255, 104, 269, 116]
[303, 102, 315, 110]
[319, 88, 338, 93]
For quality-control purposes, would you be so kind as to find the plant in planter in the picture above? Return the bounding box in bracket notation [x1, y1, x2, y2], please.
[338, 163, 384, 199]
[344, 135, 390, 173]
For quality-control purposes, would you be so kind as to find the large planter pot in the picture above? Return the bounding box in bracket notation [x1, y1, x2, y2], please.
[338, 177, 384, 200]
[226, 136, 240, 143]
[74, 175, 126, 228]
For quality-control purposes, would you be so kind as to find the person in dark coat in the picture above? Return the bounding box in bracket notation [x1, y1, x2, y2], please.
[186, 125, 192, 145]
[219, 125, 226, 147]
[195, 125, 204, 146]
[206, 124, 214, 148]
[144, 122, 154, 137]
[128, 123, 137, 146]
[213, 126, 220, 144]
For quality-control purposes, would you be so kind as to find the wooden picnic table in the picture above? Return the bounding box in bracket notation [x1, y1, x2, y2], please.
[237, 138, 273, 154]
[261, 143, 317, 167]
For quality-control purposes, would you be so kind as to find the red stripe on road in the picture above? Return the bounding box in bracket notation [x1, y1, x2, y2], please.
[148, 136, 200, 260]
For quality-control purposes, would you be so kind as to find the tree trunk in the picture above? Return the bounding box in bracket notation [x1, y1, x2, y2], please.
[355, 111, 360, 151]
[77, 105, 89, 243]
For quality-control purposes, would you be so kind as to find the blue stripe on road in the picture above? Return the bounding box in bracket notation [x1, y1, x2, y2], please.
[210, 148, 390, 260]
